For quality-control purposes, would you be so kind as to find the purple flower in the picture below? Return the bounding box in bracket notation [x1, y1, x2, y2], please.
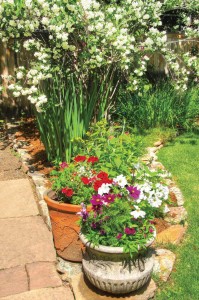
[90, 194, 104, 206]
[149, 227, 154, 233]
[91, 222, 97, 229]
[126, 186, 140, 199]
[124, 227, 136, 235]
[103, 193, 116, 204]
[77, 203, 88, 221]
[100, 230, 106, 235]
[60, 161, 68, 168]
[116, 233, 123, 239]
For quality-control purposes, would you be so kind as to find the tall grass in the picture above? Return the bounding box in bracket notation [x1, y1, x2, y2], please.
[113, 83, 199, 131]
[35, 70, 117, 162]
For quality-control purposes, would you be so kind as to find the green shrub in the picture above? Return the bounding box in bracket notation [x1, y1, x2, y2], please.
[113, 83, 199, 131]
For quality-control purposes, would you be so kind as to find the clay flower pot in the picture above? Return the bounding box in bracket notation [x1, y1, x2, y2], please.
[44, 190, 90, 262]
[80, 232, 155, 294]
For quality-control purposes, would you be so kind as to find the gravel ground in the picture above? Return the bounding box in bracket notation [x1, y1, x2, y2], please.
[0, 124, 26, 181]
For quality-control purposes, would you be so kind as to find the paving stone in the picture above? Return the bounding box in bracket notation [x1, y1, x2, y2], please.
[71, 273, 156, 300]
[0, 266, 28, 298]
[26, 262, 62, 290]
[1, 286, 74, 300]
[164, 207, 187, 224]
[0, 179, 39, 218]
[0, 216, 56, 269]
[153, 249, 176, 281]
[155, 225, 186, 245]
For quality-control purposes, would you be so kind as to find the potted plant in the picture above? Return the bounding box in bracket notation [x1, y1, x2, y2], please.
[44, 122, 144, 262]
[78, 164, 170, 294]
[44, 154, 113, 262]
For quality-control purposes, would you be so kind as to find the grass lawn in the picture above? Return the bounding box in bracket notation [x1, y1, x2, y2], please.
[154, 132, 199, 300]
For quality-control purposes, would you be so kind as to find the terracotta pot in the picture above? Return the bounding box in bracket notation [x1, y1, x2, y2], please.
[80, 233, 155, 294]
[44, 190, 89, 262]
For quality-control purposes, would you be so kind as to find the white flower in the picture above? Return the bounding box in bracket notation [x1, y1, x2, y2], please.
[113, 174, 128, 188]
[13, 91, 21, 97]
[8, 84, 15, 90]
[131, 206, 146, 219]
[16, 71, 24, 80]
[81, 0, 92, 10]
[163, 205, 170, 214]
[148, 197, 162, 208]
[98, 183, 111, 196]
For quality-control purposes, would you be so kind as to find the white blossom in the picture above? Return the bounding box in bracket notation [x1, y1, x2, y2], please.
[131, 206, 146, 219]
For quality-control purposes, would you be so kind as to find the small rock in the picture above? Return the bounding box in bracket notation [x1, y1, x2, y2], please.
[36, 185, 47, 201]
[164, 207, 187, 224]
[150, 162, 165, 170]
[61, 273, 71, 282]
[153, 248, 176, 282]
[169, 186, 184, 206]
[147, 147, 158, 154]
[56, 258, 82, 279]
[154, 141, 162, 147]
[156, 225, 186, 245]
[39, 200, 52, 230]
[21, 163, 29, 174]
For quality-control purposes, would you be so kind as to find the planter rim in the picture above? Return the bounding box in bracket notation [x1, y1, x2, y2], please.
[79, 231, 156, 254]
[44, 189, 85, 213]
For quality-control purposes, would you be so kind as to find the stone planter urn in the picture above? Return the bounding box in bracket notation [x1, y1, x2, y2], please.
[44, 190, 91, 262]
[80, 232, 155, 294]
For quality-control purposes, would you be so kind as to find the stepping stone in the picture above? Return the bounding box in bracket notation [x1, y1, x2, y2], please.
[0, 216, 56, 269]
[155, 225, 186, 245]
[71, 273, 157, 300]
[153, 249, 176, 281]
[0, 266, 28, 298]
[26, 262, 62, 290]
[0, 179, 39, 218]
[1, 286, 74, 300]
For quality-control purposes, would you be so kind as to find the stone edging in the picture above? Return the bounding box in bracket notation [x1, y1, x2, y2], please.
[9, 128, 188, 297]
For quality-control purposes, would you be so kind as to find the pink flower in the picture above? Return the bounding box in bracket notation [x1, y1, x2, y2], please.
[117, 233, 123, 239]
[124, 227, 136, 235]
[60, 162, 68, 168]
[126, 186, 140, 199]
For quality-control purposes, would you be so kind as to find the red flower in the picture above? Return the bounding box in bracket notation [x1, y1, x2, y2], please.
[81, 177, 90, 185]
[97, 171, 109, 180]
[93, 180, 103, 191]
[87, 156, 99, 164]
[93, 178, 113, 191]
[62, 187, 74, 197]
[74, 155, 87, 163]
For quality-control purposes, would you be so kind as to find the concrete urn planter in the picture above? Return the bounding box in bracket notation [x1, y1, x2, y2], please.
[80, 233, 155, 294]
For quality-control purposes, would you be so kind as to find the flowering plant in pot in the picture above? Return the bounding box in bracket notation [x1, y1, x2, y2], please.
[44, 154, 114, 262]
[78, 164, 170, 294]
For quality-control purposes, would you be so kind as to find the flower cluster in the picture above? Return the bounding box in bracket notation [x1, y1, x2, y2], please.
[79, 162, 170, 253]
[51, 155, 116, 205]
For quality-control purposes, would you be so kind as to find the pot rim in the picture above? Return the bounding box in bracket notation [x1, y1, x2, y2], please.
[44, 189, 84, 213]
[79, 231, 156, 254]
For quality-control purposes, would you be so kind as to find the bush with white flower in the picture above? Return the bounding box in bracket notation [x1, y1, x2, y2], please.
[79, 162, 170, 254]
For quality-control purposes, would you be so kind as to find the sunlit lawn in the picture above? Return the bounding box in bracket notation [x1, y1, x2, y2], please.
[153, 132, 199, 300]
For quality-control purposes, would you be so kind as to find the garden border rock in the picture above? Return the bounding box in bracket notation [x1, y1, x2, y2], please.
[7, 125, 188, 299]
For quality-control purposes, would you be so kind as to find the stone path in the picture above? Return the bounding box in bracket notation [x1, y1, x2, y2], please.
[0, 144, 74, 299]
